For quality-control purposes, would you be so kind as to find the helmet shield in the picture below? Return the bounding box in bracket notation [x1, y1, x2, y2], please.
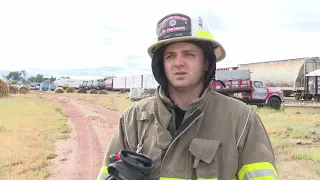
[156, 13, 192, 41]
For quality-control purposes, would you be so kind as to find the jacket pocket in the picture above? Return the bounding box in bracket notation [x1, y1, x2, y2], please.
[189, 138, 221, 179]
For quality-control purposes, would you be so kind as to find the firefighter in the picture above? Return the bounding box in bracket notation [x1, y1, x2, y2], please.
[97, 13, 279, 180]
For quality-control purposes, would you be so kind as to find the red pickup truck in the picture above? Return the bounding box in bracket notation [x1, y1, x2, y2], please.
[211, 67, 284, 110]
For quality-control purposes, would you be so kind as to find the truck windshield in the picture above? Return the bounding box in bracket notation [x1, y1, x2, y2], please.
[253, 81, 266, 88]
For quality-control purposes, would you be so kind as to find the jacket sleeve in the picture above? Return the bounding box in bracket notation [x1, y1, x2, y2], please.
[96, 114, 130, 180]
[236, 108, 279, 180]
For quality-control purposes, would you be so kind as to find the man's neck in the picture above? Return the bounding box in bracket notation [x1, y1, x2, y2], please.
[168, 84, 204, 110]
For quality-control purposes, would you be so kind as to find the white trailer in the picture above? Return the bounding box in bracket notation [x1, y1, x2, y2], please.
[54, 78, 83, 89]
[112, 77, 126, 89]
[142, 74, 159, 89]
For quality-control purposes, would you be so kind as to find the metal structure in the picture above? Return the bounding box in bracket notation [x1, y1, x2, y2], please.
[304, 69, 320, 101]
[79, 74, 159, 92]
[237, 57, 320, 99]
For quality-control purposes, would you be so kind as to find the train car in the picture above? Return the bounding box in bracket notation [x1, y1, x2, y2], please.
[104, 79, 113, 90]
[237, 57, 320, 99]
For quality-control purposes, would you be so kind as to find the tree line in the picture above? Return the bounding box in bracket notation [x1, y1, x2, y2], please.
[2, 70, 57, 85]
[2, 70, 117, 85]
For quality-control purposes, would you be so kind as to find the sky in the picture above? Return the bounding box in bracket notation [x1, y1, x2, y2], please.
[0, 0, 319, 80]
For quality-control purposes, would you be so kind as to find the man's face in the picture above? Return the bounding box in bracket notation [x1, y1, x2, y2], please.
[163, 41, 209, 90]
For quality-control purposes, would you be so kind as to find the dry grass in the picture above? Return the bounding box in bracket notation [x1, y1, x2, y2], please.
[19, 86, 29, 94]
[0, 79, 9, 97]
[9, 85, 18, 94]
[66, 87, 75, 93]
[19, 89, 27, 94]
[89, 89, 98, 94]
[98, 90, 108, 95]
[76, 88, 87, 94]
[0, 93, 69, 180]
[54, 87, 64, 93]
[253, 107, 320, 179]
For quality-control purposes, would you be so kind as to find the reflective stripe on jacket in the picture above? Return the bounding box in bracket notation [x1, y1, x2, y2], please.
[97, 86, 279, 180]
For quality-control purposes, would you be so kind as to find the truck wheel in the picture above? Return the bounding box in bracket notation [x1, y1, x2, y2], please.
[267, 97, 281, 110]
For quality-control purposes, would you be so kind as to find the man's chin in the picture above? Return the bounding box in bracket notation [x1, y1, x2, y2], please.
[170, 83, 190, 90]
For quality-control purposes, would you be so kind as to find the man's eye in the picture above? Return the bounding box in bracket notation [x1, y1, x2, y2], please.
[186, 53, 195, 57]
[166, 55, 173, 59]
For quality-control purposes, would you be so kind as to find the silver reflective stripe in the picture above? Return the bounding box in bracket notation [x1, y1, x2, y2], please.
[243, 169, 278, 180]
[97, 172, 110, 180]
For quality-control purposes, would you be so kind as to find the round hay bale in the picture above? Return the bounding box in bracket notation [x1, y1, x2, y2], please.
[54, 87, 65, 93]
[89, 89, 98, 94]
[0, 79, 9, 97]
[66, 87, 76, 93]
[98, 90, 108, 95]
[19, 89, 27, 94]
[19, 86, 29, 94]
[76, 88, 87, 94]
[9, 85, 18, 94]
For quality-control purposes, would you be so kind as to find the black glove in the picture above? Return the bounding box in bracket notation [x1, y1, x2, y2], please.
[106, 149, 154, 180]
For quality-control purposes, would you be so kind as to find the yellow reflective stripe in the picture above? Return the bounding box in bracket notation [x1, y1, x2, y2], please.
[96, 165, 109, 180]
[152, 37, 157, 43]
[237, 162, 279, 180]
[196, 30, 214, 40]
[160, 178, 218, 180]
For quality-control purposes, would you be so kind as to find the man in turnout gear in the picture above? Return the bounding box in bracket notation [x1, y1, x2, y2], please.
[97, 13, 279, 180]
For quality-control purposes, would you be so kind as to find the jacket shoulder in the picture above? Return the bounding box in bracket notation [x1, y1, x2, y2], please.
[211, 90, 249, 110]
[121, 96, 156, 123]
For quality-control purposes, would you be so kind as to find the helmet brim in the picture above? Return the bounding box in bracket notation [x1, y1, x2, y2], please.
[147, 36, 226, 62]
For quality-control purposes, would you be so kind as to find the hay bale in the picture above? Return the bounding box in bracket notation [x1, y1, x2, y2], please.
[89, 89, 98, 94]
[9, 85, 18, 94]
[98, 90, 108, 95]
[54, 87, 65, 93]
[0, 79, 9, 97]
[19, 89, 27, 94]
[66, 87, 75, 93]
[76, 88, 87, 94]
[19, 86, 29, 94]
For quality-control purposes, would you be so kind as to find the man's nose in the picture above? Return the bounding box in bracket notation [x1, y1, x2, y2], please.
[173, 55, 185, 66]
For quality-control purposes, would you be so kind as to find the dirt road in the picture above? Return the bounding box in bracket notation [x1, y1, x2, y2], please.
[41, 93, 121, 180]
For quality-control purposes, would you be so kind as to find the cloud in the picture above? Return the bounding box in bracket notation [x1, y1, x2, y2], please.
[0, 0, 319, 80]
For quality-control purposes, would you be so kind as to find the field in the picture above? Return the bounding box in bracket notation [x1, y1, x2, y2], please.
[0, 91, 319, 180]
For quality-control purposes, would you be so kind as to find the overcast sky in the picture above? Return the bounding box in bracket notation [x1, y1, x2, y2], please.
[0, 0, 319, 80]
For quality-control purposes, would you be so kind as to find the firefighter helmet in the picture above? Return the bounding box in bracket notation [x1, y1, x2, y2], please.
[147, 13, 226, 62]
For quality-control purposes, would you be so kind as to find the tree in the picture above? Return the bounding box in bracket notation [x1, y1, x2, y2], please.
[6, 71, 22, 81]
[50, 76, 56, 83]
[105, 75, 117, 79]
[28, 76, 36, 83]
[34, 74, 44, 83]
[20, 70, 27, 82]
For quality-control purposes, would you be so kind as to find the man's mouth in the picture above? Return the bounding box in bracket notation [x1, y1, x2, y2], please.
[174, 72, 187, 75]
